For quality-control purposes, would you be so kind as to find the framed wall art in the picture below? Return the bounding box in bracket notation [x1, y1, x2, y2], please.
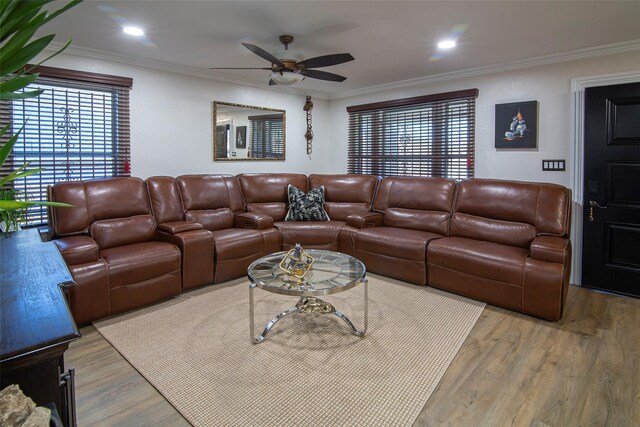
[495, 100, 538, 149]
[235, 125, 247, 149]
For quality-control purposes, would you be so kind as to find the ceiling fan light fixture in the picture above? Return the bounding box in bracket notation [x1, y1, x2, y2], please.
[437, 39, 456, 49]
[270, 71, 304, 85]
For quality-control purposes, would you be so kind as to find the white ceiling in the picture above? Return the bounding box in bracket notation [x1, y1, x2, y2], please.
[42, 0, 640, 98]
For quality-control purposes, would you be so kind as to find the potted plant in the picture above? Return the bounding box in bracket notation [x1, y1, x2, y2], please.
[0, 0, 83, 235]
[0, 187, 25, 233]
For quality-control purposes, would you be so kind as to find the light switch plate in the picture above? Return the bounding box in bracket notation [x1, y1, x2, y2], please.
[542, 159, 565, 171]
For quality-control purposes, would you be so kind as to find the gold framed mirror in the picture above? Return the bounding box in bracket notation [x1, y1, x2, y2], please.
[213, 101, 286, 161]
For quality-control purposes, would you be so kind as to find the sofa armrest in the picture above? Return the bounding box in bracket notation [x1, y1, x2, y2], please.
[346, 212, 384, 229]
[53, 235, 100, 265]
[157, 220, 203, 234]
[530, 236, 570, 264]
[234, 212, 274, 230]
[159, 229, 214, 290]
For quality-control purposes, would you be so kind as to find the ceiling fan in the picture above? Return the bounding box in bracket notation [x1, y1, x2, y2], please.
[210, 35, 354, 86]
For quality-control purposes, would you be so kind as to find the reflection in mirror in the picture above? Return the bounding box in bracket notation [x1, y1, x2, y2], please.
[213, 101, 286, 161]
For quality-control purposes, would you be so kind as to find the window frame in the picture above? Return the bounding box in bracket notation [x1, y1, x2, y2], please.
[346, 89, 478, 179]
[0, 65, 132, 226]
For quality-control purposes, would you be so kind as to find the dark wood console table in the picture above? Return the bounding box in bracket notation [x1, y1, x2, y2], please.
[1, 228, 80, 426]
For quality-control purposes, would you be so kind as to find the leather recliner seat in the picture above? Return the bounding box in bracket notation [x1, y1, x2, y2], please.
[427, 179, 572, 321]
[271, 174, 378, 251]
[48, 177, 182, 324]
[347, 176, 457, 285]
[175, 174, 281, 283]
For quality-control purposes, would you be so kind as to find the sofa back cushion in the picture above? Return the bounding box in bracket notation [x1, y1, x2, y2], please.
[175, 175, 242, 231]
[308, 174, 378, 221]
[450, 213, 536, 248]
[237, 173, 308, 221]
[176, 175, 243, 212]
[145, 176, 184, 223]
[373, 176, 456, 234]
[90, 215, 157, 250]
[451, 179, 571, 248]
[84, 177, 151, 222]
[48, 181, 90, 236]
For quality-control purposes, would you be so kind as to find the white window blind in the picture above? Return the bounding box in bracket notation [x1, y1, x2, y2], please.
[0, 66, 132, 226]
[347, 89, 478, 179]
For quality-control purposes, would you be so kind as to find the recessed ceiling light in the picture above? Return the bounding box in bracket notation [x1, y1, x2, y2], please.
[123, 26, 144, 37]
[437, 40, 456, 49]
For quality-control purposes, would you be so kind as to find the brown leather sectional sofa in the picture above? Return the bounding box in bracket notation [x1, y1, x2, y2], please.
[48, 173, 571, 324]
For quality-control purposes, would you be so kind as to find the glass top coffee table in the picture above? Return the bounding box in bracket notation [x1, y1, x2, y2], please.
[248, 249, 368, 344]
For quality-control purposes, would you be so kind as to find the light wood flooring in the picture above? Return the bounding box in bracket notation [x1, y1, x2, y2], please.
[65, 284, 639, 426]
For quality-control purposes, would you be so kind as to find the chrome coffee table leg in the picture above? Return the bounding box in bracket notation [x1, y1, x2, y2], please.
[250, 278, 368, 343]
[333, 277, 368, 337]
[250, 282, 298, 344]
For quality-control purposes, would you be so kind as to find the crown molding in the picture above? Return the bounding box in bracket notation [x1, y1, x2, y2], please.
[43, 42, 331, 100]
[328, 39, 640, 100]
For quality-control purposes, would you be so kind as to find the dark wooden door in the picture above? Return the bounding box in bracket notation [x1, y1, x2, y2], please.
[582, 82, 640, 297]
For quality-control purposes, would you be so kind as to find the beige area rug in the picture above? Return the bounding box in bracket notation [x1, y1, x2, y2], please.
[93, 274, 485, 427]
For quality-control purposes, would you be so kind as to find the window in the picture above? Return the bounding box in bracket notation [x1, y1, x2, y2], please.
[347, 89, 478, 179]
[248, 114, 284, 159]
[0, 66, 132, 226]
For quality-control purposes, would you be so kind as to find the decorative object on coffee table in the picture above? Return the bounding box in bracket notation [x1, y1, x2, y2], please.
[495, 100, 538, 149]
[278, 243, 314, 279]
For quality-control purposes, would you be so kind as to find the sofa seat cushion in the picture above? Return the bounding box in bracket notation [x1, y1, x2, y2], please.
[101, 241, 181, 289]
[211, 229, 267, 260]
[356, 227, 444, 261]
[427, 237, 529, 285]
[275, 221, 345, 249]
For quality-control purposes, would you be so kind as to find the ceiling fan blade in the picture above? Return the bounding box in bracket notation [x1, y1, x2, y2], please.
[300, 69, 347, 82]
[297, 53, 354, 69]
[241, 43, 284, 67]
[209, 67, 272, 70]
[268, 79, 278, 86]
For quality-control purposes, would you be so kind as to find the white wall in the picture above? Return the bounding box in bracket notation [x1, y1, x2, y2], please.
[41, 51, 640, 185]
[40, 53, 333, 179]
[328, 52, 640, 187]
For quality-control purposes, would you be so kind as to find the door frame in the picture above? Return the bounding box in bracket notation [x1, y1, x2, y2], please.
[569, 71, 640, 286]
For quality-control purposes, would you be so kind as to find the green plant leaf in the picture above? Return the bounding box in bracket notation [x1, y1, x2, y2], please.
[0, 200, 31, 209]
[0, 73, 38, 91]
[41, 0, 82, 25]
[0, 200, 73, 209]
[28, 38, 72, 71]
[0, 1, 49, 43]
[0, 122, 23, 166]
[0, 11, 47, 60]
[0, 3, 40, 42]
[0, 34, 55, 76]
[0, 163, 45, 187]
[0, 88, 43, 100]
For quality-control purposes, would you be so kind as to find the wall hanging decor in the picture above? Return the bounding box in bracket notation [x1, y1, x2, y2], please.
[303, 96, 313, 155]
[495, 100, 538, 149]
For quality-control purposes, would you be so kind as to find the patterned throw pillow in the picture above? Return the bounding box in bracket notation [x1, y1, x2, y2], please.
[285, 184, 330, 221]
